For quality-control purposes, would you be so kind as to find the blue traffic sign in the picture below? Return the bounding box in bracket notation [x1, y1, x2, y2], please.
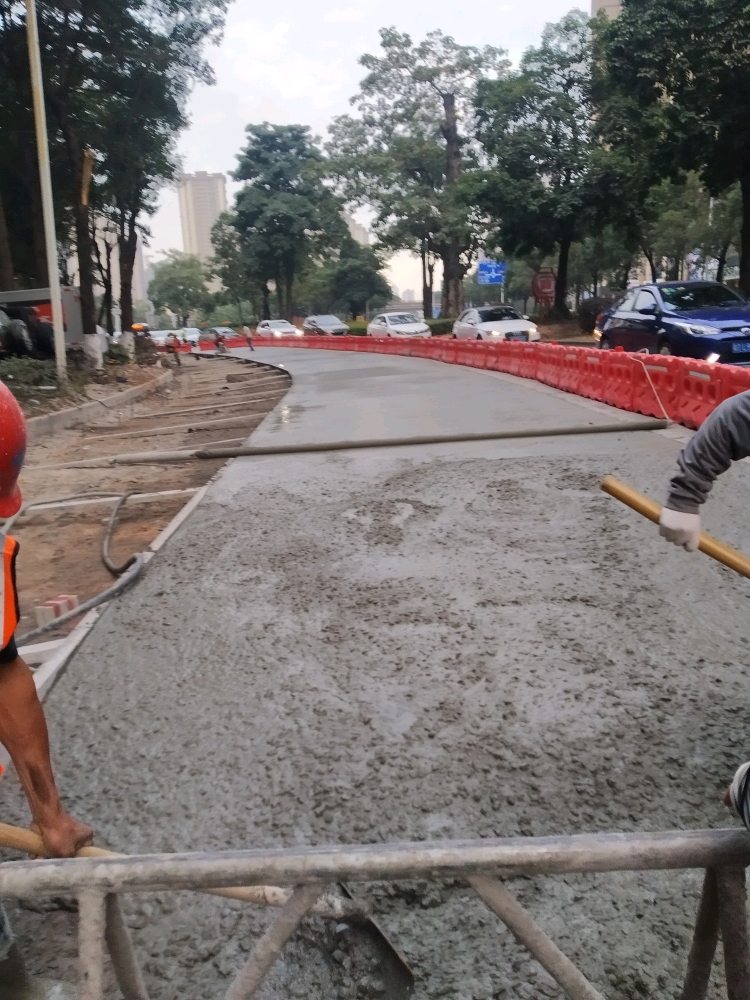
[477, 259, 506, 285]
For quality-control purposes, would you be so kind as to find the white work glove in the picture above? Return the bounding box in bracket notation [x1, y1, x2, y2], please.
[658, 506, 701, 552]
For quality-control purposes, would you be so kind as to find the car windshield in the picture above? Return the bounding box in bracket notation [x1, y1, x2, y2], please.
[659, 283, 747, 310]
[477, 307, 521, 322]
[387, 313, 419, 325]
[314, 315, 341, 324]
[269, 320, 292, 328]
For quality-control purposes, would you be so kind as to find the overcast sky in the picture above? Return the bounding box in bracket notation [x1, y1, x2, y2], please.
[148, 0, 586, 294]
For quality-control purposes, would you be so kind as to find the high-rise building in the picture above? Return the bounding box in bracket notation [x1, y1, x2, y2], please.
[345, 213, 371, 246]
[177, 171, 227, 261]
[592, 0, 620, 16]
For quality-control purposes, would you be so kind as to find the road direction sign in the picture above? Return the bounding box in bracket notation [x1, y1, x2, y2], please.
[477, 260, 506, 285]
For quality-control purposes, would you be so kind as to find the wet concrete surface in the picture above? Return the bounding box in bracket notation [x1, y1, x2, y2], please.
[4, 349, 750, 999]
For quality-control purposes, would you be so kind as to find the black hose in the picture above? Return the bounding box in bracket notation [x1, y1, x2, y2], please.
[102, 491, 141, 576]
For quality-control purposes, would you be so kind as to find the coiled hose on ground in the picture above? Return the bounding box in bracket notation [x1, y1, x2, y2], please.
[4, 491, 147, 645]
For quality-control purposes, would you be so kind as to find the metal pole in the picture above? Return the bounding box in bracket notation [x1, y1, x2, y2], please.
[78, 889, 106, 1000]
[224, 884, 325, 1000]
[681, 868, 719, 1000]
[716, 866, 750, 1000]
[25, 0, 67, 382]
[470, 876, 605, 1000]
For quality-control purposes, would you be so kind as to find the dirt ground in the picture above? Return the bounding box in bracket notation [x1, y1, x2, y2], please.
[11, 354, 290, 639]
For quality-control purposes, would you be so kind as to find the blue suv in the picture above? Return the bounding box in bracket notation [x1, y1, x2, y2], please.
[594, 282, 750, 364]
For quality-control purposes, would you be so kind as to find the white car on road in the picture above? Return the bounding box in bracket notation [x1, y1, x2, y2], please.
[453, 306, 539, 342]
[366, 312, 430, 337]
[256, 319, 304, 338]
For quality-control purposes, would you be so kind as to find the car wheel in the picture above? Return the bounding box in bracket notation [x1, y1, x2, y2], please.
[476, 333, 482, 341]
[452, 333, 457, 339]
[599, 336, 611, 350]
[658, 341, 672, 356]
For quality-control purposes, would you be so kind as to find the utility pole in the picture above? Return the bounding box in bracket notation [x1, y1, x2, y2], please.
[25, 0, 67, 382]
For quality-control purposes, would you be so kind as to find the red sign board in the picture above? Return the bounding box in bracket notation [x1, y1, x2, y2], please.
[532, 268, 557, 307]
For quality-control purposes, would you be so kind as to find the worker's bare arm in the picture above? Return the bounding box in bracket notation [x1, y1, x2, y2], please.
[0, 655, 92, 857]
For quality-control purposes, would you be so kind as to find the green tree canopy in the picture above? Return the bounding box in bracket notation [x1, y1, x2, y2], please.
[595, 0, 750, 293]
[329, 28, 507, 318]
[474, 10, 594, 317]
[148, 251, 208, 326]
[232, 123, 346, 319]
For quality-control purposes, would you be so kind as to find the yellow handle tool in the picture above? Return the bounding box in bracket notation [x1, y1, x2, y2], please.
[600, 475, 750, 581]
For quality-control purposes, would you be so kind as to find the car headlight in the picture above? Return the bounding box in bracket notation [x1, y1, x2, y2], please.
[671, 320, 719, 336]
[273, 331, 282, 338]
[528, 325, 537, 334]
[490, 330, 502, 336]
[593, 327, 602, 341]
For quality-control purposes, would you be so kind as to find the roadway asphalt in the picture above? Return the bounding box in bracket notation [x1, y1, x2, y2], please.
[5, 348, 750, 1000]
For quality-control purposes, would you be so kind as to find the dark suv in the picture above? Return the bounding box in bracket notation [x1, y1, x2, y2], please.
[594, 282, 750, 364]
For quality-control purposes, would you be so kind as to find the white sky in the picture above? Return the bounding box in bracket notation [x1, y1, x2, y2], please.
[148, 0, 585, 295]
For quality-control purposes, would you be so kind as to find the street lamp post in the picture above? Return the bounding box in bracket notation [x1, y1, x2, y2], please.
[25, 0, 67, 382]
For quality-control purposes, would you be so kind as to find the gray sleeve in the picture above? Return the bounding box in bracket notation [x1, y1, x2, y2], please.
[666, 390, 750, 513]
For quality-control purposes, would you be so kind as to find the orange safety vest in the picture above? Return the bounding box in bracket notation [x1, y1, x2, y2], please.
[0, 533, 19, 651]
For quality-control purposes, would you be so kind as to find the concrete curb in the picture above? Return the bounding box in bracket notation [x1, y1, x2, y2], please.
[25, 368, 174, 443]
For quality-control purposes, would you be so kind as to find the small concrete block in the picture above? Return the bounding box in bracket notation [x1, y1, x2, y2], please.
[35, 605, 56, 628]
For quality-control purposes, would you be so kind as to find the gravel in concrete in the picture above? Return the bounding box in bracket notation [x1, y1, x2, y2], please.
[4, 349, 750, 1000]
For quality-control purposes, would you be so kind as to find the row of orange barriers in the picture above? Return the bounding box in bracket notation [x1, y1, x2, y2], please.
[185, 335, 750, 430]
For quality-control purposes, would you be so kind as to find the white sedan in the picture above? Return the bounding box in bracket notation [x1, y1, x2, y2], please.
[256, 319, 304, 338]
[453, 306, 539, 342]
[366, 312, 430, 337]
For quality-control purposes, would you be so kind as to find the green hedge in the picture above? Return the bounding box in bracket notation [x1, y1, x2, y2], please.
[342, 318, 455, 337]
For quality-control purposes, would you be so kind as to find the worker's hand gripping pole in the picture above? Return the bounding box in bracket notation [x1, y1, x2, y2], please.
[600, 475, 750, 581]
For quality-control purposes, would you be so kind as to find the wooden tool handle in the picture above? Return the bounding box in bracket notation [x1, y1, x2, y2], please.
[600, 475, 750, 581]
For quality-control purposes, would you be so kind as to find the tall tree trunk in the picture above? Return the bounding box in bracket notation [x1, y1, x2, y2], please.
[441, 241, 464, 317]
[0, 191, 14, 291]
[717, 239, 731, 284]
[261, 282, 270, 320]
[427, 257, 435, 320]
[740, 174, 750, 296]
[441, 92, 463, 318]
[421, 241, 431, 319]
[285, 273, 294, 321]
[62, 136, 96, 337]
[22, 143, 48, 286]
[104, 241, 114, 334]
[118, 212, 138, 334]
[553, 238, 571, 318]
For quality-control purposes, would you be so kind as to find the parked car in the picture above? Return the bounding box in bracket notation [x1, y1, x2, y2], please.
[366, 312, 430, 337]
[453, 306, 540, 342]
[256, 319, 304, 338]
[594, 282, 750, 363]
[303, 314, 350, 336]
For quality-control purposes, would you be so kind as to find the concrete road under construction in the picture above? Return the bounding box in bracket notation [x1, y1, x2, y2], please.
[6, 348, 750, 999]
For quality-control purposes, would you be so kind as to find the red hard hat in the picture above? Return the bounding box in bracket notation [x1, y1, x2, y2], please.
[0, 382, 26, 518]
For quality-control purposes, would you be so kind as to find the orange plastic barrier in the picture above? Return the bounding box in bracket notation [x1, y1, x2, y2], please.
[578, 350, 608, 400]
[674, 360, 724, 429]
[628, 355, 680, 420]
[600, 350, 636, 411]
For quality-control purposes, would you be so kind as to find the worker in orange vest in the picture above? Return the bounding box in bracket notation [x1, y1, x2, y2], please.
[0, 383, 92, 858]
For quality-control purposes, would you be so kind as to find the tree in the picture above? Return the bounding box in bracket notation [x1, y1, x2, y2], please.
[329, 28, 507, 318]
[568, 226, 633, 304]
[148, 251, 207, 326]
[474, 10, 594, 317]
[596, 0, 750, 294]
[232, 124, 346, 319]
[210, 213, 261, 323]
[328, 239, 391, 318]
[0, 0, 228, 332]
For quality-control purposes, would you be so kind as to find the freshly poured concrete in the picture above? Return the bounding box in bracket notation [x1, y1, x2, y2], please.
[5, 349, 750, 1000]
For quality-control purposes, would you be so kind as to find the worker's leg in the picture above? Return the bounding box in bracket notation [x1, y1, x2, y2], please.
[0, 656, 92, 857]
